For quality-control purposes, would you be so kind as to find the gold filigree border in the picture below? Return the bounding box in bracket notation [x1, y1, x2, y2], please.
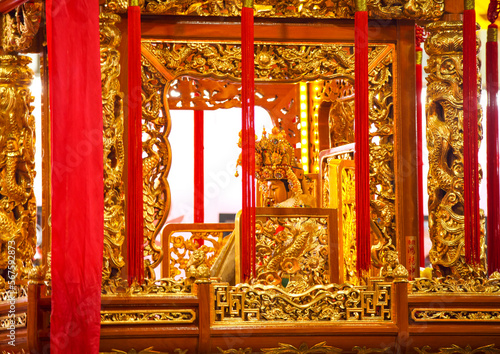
[411, 308, 500, 322]
[101, 309, 196, 325]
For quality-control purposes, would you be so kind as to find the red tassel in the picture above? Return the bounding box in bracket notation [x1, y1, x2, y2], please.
[194, 110, 204, 247]
[241, 5, 256, 281]
[487, 24, 500, 274]
[127, 4, 144, 284]
[463, 7, 481, 265]
[194, 110, 205, 225]
[416, 26, 425, 266]
[355, 9, 371, 273]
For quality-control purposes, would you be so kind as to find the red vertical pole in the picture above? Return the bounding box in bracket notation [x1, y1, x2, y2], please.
[355, 0, 371, 274]
[241, 0, 255, 281]
[463, 0, 481, 265]
[194, 110, 205, 224]
[487, 20, 500, 274]
[127, 0, 144, 284]
[194, 110, 205, 247]
[416, 26, 425, 266]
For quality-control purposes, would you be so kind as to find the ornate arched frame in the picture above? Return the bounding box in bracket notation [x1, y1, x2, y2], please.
[137, 35, 405, 280]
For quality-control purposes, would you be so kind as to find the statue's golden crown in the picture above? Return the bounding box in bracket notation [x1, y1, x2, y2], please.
[237, 127, 303, 196]
[254, 127, 302, 182]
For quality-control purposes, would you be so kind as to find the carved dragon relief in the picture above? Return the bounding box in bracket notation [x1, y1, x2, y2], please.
[0, 55, 36, 286]
[104, 0, 442, 20]
[424, 21, 486, 279]
[100, 13, 126, 282]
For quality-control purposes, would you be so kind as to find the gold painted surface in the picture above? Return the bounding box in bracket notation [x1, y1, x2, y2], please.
[424, 21, 486, 279]
[102, 0, 443, 20]
[101, 278, 192, 296]
[0, 2, 42, 53]
[100, 12, 126, 283]
[0, 312, 26, 330]
[0, 55, 36, 286]
[141, 57, 171, 281]
[101, 309, 195, 324]
[411, 273, 500, 294]
[213, 281, 392, 323]
[254, 216, 330, 289]
[262, 342, 341, 353]
[411, 308, 500, 322]
[415, 345, 500, 354]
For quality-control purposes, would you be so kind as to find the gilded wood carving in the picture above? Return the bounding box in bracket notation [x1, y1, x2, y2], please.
[213, 281, 392, 322]
[424, 21, 486, 279]
[105, 0, 443, 20]
[100, 12, 126, 282]
[0, 55, 36, 287]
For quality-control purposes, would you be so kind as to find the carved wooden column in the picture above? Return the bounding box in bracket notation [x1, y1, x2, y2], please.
[424, 18, 486, 278]
[100, 12, 126, 283]
[0, 55, 37, 286]
[0, 2, 41, 291]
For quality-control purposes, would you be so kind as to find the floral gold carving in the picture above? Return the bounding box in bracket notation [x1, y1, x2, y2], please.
[0, 55, 36, 286]
[261, 342, 341, 354]
[101, 309, 196, 325]
[100, 12, 126, 282]
[411, 309, 500, 322]
[414, 345, 500, 354]
[101, 278, 192, 296]
[1, 2, 42, 53]
[424, 21, 486, 279]
[213, 281, 392, 323]
[411, 274, 500, 294]
[254, 215, 330, 289]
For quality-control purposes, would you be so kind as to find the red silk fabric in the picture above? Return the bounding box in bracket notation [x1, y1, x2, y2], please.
[127, 5, 144, 284]
[241, 6, 256, 281]
[463, 9, 481, 265]
[487, 24, 500, 274]
[355, 10, 371, 273]
[47, 1, 103, 352]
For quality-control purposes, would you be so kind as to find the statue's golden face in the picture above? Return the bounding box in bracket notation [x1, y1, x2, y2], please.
[263, 180, 289, 207]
